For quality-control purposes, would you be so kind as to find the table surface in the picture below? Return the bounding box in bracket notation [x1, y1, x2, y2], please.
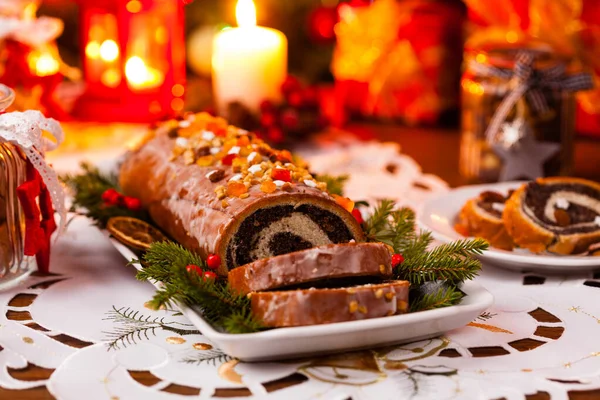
[3, 124, 600, 400]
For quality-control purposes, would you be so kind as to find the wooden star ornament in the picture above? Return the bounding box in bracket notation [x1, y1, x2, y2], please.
[492, 124, 560, 182]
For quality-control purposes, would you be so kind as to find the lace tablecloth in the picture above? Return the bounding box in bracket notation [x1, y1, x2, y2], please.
[2, 141, 600, 400]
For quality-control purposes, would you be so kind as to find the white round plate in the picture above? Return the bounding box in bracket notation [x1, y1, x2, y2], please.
[418, 181, 600, 273]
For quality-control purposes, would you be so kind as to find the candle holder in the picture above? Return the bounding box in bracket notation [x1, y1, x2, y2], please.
[72, 0, 186, 122]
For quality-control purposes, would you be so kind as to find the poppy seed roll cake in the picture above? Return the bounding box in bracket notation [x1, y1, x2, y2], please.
[119, 113, 364, 275]
[503, 177, 600, 254]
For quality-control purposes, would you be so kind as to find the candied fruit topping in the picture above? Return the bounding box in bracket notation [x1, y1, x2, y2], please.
[333, 194, 354, 212]
[164, 112, 335, 201]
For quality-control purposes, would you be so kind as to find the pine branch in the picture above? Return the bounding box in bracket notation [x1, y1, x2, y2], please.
[397, 239, 487, 285]
[365, 200, 488, 286]
[409, 285, 464, 313]
[314, 174, 348, 196]
[364, 200, 395, 241]
[135, 241, 264, 334]
[60, 162, 150, 228]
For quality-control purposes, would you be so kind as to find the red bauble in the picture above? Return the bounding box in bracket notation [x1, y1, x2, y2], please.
[124, 196, 142, 211]
[391, 253, 404, 267]
[206, 254, 221, 270]
[351, 208, 364, 224]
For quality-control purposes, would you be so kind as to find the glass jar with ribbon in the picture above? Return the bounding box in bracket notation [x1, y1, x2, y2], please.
[0, 83, 66, 289]
[459, 43, 594, 183]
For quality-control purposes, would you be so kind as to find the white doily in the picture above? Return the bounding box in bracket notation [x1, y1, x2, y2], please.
[1, 217, 599, 400]
[1, 141, 599, 399]
[0, 110, 67, 233]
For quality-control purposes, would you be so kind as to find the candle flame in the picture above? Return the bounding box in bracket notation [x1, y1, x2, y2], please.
[236, 0, 256, 28]
[28, 51, 59, 76]
[125, 56, 164, 90]
[99, 40, 119, 62]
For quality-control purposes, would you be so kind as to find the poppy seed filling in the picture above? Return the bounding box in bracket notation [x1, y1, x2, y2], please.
[226, 204, 354, 269]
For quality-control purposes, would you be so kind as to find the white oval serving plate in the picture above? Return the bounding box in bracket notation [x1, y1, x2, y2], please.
[418, 181, 600, 273]
[107, 234, 493, 362]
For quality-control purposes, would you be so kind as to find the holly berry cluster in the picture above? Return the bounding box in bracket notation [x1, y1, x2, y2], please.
[102, 188, 142, 211]
[256, 75, 329, 144]
[186, 253, 221, 281]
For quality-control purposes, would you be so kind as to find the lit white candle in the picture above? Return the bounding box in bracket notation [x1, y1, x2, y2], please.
[212, 0, 287, 114]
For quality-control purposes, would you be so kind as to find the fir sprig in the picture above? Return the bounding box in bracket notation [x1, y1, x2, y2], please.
[60, 162, 151, 228]
[364, 200, 489, 312]
[134, 241, 264, 334]
[409, 285, 464, 312]
[314, 174, 349, 196]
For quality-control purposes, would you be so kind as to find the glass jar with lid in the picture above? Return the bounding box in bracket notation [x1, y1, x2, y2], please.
[459, 42, 582, 183]
[0, 84, 37, 289]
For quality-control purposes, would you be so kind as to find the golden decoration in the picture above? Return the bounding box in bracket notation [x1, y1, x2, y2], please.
[218, 360, 243, 384]
[22, 337, 34, 344]
[165, 336, 186, 345]
[569, 306, 581, 313]
[193, 343, 213, 350]
[564, 362, 572, 368]
[467, 322, 514, 334]
[107, 217, 168, 251]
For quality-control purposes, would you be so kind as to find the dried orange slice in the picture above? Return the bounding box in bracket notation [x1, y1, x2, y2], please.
[107, 217, 168, 250]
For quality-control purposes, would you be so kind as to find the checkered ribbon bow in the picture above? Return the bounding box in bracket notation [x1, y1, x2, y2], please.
[470, 51, 594, 144]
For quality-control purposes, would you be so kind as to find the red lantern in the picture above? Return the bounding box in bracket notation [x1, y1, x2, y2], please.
[72, 0, 186, 122]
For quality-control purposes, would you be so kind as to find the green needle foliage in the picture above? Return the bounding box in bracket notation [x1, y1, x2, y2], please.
[134, 241, 264, 334]
[61, 162, 150, 228]
[409, 285, 464, 313]
[364, 200, 489, 312]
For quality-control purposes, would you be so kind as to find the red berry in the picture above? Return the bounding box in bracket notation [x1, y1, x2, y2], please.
[260, 112, 277, 128]
[206, 254, 221, 270]
[351, 208, 364, 224]
[124, 196, 142, 211]
[391, 253, 404, 267]
[186, 264, 202, 274]
[268, 127, 284, 144]
[287, 91, 304, 108]
[221, 153, 237, 165]
[280, 109, 299, 130]
[271, 168, 291, 182]
[259, 99, 275, 113]
[203, 271, 217, 281]
[101, 188, 121, 205]
[281, 75, 301, 95]
[302, 87, 319, 106]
